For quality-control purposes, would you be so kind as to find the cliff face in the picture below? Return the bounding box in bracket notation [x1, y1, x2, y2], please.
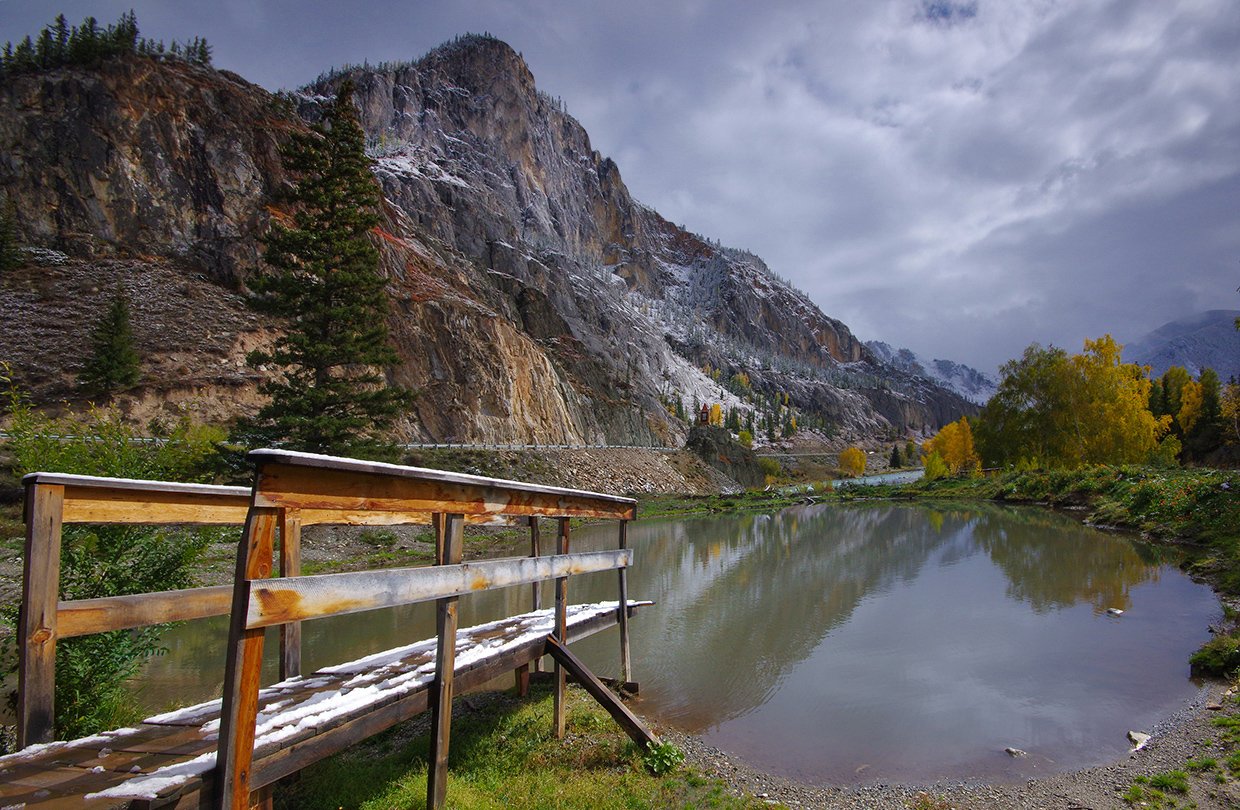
[0, 37, 974, 446]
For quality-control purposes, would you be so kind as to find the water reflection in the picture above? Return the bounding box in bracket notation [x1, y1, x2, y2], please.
[148, 502, 1215, 784]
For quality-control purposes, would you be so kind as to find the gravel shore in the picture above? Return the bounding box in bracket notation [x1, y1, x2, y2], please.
[662, 677, 1240, 809]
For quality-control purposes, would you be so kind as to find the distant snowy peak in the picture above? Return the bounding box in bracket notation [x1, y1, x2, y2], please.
[866, 341, 997, 404]
[1124, 310, 1240, 381]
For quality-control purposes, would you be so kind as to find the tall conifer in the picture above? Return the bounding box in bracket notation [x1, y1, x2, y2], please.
[79, 287, 140, 397]
[245, 79, 411, 456]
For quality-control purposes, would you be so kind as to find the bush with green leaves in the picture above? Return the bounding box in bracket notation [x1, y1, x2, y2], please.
[642, 740, 684, 775]
[2, 369, 227, 738]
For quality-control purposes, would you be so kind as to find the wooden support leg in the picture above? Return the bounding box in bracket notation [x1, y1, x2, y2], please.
[545, 635, 658, 749]
[427, 513, 463, 810]
[216, 507, 278, 810]
[17, 482, 64, 748]
[529, 516, 541, 673]
[515, 663, 530, 697]
[278, 509, 302, 682]
[553, 517, 570, 739]
[617, 519, 632, 685]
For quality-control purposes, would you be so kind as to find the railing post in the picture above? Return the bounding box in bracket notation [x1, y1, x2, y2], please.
[529, 516, 541, 672]
[617, 519, 631, 685]
[278, 509, 302, 682]
[427, 512, 463, 810]
[516, 515, 541, 694]
[17, 481, 64, 748]
[216, 506, 279, 810]
[553, 516, 570, 738]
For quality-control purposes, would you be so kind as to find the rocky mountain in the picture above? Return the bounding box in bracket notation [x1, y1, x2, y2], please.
[0, 35, 975, 446]
[865, 341, 997, 404]
[1123, 310, 1240, 382]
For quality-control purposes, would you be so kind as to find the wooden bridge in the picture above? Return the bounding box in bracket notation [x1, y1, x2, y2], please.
[2, 450, 653, 809]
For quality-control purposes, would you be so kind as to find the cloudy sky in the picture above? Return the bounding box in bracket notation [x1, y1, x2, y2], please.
[3, 0, 1238, 372]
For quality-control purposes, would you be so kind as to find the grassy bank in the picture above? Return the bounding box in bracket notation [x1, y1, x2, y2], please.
[852, 466, 1240, 589]
[275, 680, 771, 810]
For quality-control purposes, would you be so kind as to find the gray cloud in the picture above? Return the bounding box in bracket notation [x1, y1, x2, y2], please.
[2, 0, 1237, 372]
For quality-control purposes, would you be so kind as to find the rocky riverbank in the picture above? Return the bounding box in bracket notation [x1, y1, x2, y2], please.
[665, 676, 1240, 809]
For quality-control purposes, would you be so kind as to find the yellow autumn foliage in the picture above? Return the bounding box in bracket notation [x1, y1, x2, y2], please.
[923, 417, 980, 476]
[839, 447, 866, 477]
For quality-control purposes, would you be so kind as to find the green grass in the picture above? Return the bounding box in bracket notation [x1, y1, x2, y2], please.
[275, 681, 775, 810]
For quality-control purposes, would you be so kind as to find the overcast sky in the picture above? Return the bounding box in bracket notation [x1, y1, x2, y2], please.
[4, 0, 1238, 373]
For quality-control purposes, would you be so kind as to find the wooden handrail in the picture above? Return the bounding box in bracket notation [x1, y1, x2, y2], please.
[249, 449, 638, 521]
[244, 550, 632, 628]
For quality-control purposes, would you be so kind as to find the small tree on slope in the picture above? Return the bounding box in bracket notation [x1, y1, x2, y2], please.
[79, 286, 140, 398]
[245, 79, 411, 456]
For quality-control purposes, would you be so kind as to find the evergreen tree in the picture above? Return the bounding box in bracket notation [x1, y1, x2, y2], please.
[79, 287, 140, 397]
[1185, 368, 1224, 460]
[890, 444, 902, 468]
[245, 79, 412, 457]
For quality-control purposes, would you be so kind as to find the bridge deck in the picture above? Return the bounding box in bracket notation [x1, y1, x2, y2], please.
[0, 602, 642, 809]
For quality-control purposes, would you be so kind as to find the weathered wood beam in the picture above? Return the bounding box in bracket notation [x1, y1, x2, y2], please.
[554, 517, 569, 739]
[56, 584, 234, 638]
[22, 473, 251, 526]
[427, 513, 463, 810]
[544, 635, 658, 750]
[216, 507, 279, 810]
[18, 482, 64, 748]
[278, 510, 302, 682]
[617, 519, 632, 684]
[245, 550, 632, 629]
[248, 451, 637, 521]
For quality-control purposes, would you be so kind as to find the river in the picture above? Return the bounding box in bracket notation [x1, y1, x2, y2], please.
[145, 501, 1216, 785]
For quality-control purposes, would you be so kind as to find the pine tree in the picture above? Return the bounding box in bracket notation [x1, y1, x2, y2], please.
[79, 287, 140, 397]
[890, 444, 902, 468]
[245, 79, 412, 457]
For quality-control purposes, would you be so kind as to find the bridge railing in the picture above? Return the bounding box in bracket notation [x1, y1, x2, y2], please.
[16, 471, 537, 750]
[216, 449, 639, 810]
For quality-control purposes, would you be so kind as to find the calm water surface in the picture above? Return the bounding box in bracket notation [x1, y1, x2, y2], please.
[147, 502, 1216, 785]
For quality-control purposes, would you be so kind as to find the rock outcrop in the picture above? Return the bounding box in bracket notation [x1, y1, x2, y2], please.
[0, 36, 976, 446]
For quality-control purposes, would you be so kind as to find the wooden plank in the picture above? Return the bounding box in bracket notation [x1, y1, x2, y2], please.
[245, 550, 632, 628]
[545, 636, 658, 750]
[56, 585, 233, 639]
[19, 481, 64, 748]
[617, 519, 632, 684]
[61, 490, 251, 526]
[23, 472, 250, 498]
[278, 511, 302, 682]
[248, 449, 637, 509]
[427, 513, 463, 810]
[250, 457, 636, 521]
[554, 518, 569, 739]
[215, 507, 278, 810]
[247, 606, 634, 791]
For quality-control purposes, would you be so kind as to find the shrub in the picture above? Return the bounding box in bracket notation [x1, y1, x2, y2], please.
[1190, 633, 1240, 677]
[839, 447, 866, 477]
[1, 370, 225, 738]
[642, 740, 684, 775]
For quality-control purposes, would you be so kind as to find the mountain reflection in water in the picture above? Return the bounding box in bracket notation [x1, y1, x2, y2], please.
[148, 502, 1213, 784]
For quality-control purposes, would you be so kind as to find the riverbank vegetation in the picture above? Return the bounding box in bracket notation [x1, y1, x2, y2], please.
[275, 679, 769, 810]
